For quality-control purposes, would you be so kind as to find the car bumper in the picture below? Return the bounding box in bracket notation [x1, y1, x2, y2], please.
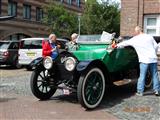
[19, 59, 33, 65]
[0, 58, 11, 65]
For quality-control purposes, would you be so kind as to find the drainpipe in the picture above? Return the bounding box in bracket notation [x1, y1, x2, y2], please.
[142, 0, 144, 29]
[137, 0, 140, 26]
[137, 0, 144, 27]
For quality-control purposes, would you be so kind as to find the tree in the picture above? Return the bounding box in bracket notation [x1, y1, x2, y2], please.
[81, 0, 120, 35]
[43, 2, 78, 37]
[43, 1, 120, 37]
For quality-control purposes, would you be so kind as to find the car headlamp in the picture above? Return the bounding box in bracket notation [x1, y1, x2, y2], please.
[64, 57, 76, 71]
[43, 56, 53, 69]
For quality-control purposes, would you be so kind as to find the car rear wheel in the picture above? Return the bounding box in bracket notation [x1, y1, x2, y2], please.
[30, 67, 57, 100]
[26, 66, 33, 71]
[145, 71, 152, 89]
[14, 60, 22, 69]
[77, 67, 105, 109]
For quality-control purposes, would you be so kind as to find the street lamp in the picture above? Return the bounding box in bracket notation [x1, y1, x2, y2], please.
[78, 13, 82, 35]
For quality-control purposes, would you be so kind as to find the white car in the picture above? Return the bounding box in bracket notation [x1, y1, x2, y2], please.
[18, 37, 69, 70]
[18, 38, 48, 70]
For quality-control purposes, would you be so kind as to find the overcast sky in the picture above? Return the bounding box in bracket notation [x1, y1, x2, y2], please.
[108, 0, 120, 3]
[97, 0, 120, 3]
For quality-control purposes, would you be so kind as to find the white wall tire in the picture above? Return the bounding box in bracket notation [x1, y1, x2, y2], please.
[78, 67, 105, 109]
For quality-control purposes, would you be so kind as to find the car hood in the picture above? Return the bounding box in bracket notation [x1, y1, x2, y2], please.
[0, 49, 7, 52]
[0, 49, 7, 56]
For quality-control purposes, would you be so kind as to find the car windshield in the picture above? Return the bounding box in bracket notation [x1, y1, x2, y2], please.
[77, 34, 112, 44]
[77, 35, 101, 42]
[0, 42, 9, 49]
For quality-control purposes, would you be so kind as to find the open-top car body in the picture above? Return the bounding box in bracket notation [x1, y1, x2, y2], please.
[30, 35, 151, 109]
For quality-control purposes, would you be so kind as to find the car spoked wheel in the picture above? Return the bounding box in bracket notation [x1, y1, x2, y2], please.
[78, 67, 105, 109]
[145, 71, 152, 89]
[30, 67, 57, 100]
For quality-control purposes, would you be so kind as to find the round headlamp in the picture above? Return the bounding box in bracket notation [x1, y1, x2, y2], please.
[64, 57, 76, 71]
[43, 56, 53, 69]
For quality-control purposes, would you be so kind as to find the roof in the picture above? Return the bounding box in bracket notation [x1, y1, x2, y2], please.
[21, 38, 68, 42]
[21, 38, 49, 41]
[0, 40, 19, 43]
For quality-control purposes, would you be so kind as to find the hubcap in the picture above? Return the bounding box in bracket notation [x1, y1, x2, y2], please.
[84, 72, 103, 105]
[37, 70, 51, 93]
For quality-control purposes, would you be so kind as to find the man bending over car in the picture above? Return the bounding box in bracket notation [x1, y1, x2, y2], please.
[117, 26, 160, 96]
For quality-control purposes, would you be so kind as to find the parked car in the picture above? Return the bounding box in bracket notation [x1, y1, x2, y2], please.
[0, 40, 21, 68]
[19, 38, 68, 70]
[18, 38, 45, 70]
[30, 35, 152, 109]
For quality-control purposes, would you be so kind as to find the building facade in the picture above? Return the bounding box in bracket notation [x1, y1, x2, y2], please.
[121, 0, 160, 37]
[0, 0, 84, 40]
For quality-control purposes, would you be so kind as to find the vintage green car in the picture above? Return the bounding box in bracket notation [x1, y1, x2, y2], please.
[30, 35, 151, 109]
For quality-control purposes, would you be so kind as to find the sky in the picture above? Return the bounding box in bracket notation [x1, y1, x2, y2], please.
[97, 0, 120, 3]
[113, 0, 120, 2]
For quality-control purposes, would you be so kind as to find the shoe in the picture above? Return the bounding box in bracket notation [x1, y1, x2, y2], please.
[136, 92, 143, 96]
[155, 91, 160, 96]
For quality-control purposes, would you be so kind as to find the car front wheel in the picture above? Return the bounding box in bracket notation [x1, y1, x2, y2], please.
[30, 67, 57, 100]
[77, 67, 105, 109]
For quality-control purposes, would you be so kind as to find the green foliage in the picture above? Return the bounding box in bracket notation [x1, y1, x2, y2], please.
[81, 0, 120, 35]
[43, 1, 120, 37]
[43, 2, 78, 37]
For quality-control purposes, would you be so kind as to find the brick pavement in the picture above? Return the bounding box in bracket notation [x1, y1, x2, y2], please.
[0, 68, 31, 78]
[0, 93, 119, 120]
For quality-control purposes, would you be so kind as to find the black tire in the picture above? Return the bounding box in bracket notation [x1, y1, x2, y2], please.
[15, 62, 22, 69]
[77, 67, 105, 109]
[13, 59, 22, 69]
[26, 66, 32, 71]
[145, 71, 152, 89]
[30, 67, 57, 100]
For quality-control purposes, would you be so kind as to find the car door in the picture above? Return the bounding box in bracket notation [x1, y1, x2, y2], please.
[8, 42, 19, 63]
[106, 46, 139, 72]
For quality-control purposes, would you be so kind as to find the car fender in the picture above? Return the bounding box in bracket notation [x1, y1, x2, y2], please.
[29, 57, 43, 68]
[76, 61, 92, 71]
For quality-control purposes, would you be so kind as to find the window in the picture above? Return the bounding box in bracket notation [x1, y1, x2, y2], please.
[9, 42, 19, 49]
[0, 42, 9, 49]
[0, 0, 1, 15]
[67, 0, 72, 5]
[8, 1, 17, 16]
[7, 34, 30, 41]
[36, 7, 43, 21]
[144, 15, 160, 36]
[21, 40, 42, 49]
[23, 4, 31, 19]
[76, 0, 80, 7]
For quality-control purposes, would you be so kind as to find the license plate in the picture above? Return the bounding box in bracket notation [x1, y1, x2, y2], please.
[26, 52, 36, 57]
[63, 89, 70, 95]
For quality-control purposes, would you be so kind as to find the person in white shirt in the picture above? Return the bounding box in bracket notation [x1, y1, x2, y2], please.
[117, 26, 160, 96]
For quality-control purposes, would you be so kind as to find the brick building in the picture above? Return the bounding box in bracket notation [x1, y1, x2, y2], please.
[0, 0, 84, 40]
[121, 0, 160, 37]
